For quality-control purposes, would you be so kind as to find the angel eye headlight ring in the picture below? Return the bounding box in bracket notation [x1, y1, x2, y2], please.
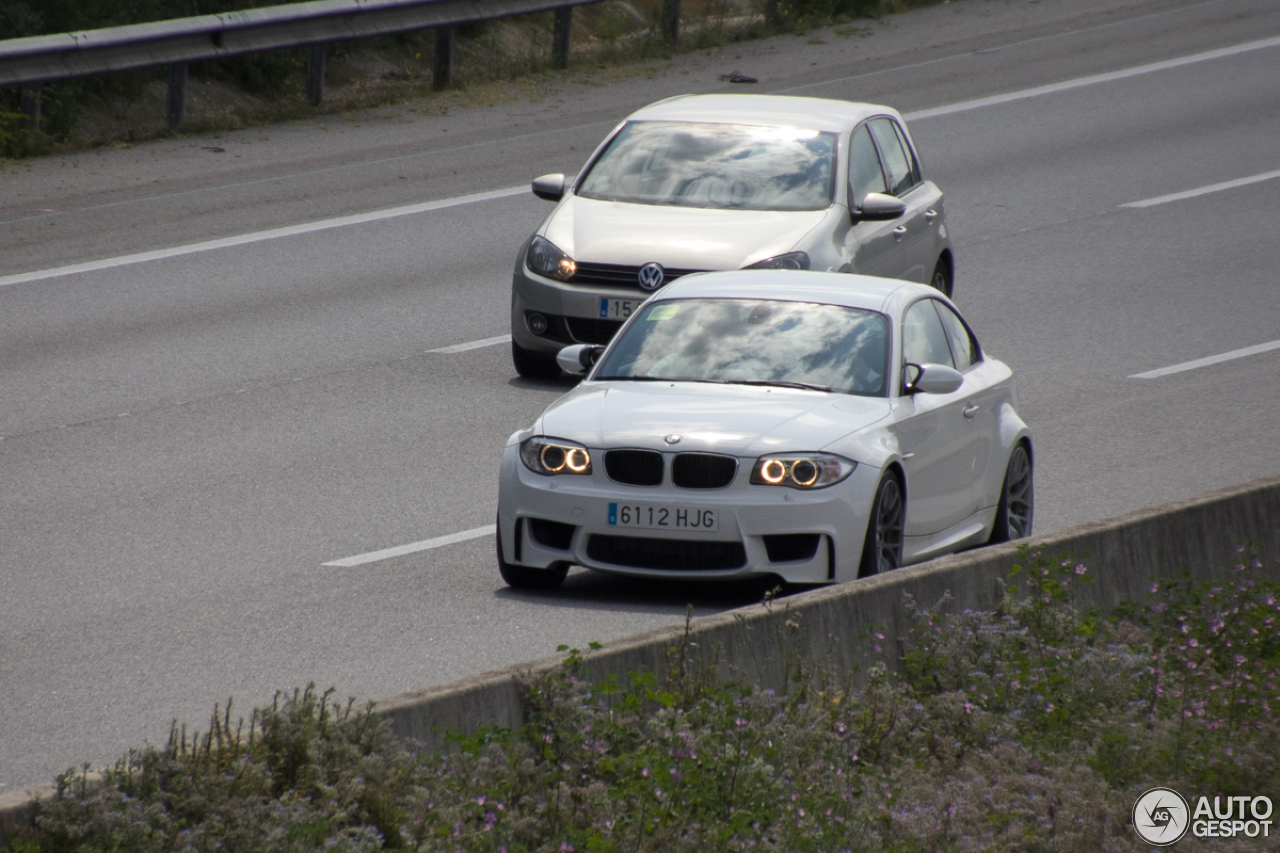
[760, 458, 787, 484]
[564, 447, 590, 473]
[751, 454, 854, 489]
[521, 437, 593, 476]
[791, 459, 819, 487]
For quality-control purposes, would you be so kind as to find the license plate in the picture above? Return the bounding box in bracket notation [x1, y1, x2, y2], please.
[607, 503, 718, 531]
[600, 298, 639, 320]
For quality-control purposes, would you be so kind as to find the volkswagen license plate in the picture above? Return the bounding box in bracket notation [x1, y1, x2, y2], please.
[607, 503, 718, 531]
[600, 298, 639, 320]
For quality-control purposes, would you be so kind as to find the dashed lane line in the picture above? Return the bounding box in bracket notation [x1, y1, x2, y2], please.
[0, 186, 525, 289]
[1129, 340, 1280, 380]
[323, 525, 496, 567]
[1120, 170, 1280, 209]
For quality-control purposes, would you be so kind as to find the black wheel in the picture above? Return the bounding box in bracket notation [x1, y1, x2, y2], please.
[859, 473, 904, 577]
[989, 443, 1033, 543]
[512, 341, 561, 379]
[929, 256, 953, 298]
[497, 519, 568, 589]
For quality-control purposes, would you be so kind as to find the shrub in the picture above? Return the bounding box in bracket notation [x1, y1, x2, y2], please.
[14, 549, 1279, 852]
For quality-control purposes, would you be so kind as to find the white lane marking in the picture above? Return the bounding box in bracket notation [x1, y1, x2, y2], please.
[428, 334, 512, 354]
[0, 186, 525, 289]
[12, 33, 1278, 291]
[905, 35, 1280, 121]
[323, 524, 495, 567]
[1120, 169, 1280, 209]
[1129, 340, 1280, 379]
[776, 0, 1222, 96]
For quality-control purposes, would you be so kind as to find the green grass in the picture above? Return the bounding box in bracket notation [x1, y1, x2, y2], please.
[6, 547, 1278, 852]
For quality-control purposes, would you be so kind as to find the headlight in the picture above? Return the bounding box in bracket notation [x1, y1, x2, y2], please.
[750, 453, 854, 489]
[745, 252, 810, 271]
[521, 437, 592, 476]
[527, 236, 577, 280]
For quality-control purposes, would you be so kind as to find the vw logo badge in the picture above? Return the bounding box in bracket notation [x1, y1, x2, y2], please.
[637, 262, 666, 291]
[664, 434, 682, 445]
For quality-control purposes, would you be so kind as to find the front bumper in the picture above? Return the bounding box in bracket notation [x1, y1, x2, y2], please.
[497, 443, 881, 584]
[511, 259, 704, 355]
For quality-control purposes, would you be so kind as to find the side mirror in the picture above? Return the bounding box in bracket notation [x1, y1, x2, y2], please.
[851, 192, 906, 223]
[532, 173, 567, 202]
[905, 363, 964, 395]
[556, 344, 604, 376]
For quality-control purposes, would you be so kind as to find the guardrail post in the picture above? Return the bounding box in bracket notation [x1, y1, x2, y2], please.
[19, 83, 41, 130]
[552, 7, 572, 69]
[661, 0, 680, 45]
[306, 43, 326, 105]
[166, 63, 188, 125]
[433, 26, 453, 89]
[763, 0, 783, 28]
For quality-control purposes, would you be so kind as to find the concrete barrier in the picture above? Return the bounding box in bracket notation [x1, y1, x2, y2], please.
[379, 474, 1280, 745]
[4, 474, 1278, 843]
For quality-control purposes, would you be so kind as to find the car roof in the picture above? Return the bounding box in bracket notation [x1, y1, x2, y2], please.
[626, 94, 898, 133]
[652, 269, 940, 314]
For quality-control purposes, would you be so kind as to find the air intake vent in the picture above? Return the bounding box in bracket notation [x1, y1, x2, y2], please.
[587, 535, 747, 570]
[672, 453, 738, 489]
[763, 533, 821, 563]
[565, 317, 623, 345]
[605, 449, 664, 486]
[528, 518, 576, 551]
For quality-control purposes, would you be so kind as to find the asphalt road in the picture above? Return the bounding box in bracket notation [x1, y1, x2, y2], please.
[3, 0, 1280, 793]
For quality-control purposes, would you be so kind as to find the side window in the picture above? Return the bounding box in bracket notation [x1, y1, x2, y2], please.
[868, 119, 917, 197]
[902, 300, 954, 369]
[847, 125, 887, 209]
[936, 302, 982, 369]
[891, 122, 923, 186]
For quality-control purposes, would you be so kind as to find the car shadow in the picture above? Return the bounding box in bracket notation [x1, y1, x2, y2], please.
[507, 374, 579, 391]
[494, 567, 808, 617]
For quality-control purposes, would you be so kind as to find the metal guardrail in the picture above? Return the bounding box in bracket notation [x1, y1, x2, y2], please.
[0, 0, 636, 125]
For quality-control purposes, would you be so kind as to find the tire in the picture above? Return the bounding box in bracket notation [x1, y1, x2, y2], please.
[929, 256, 953, 298]
[988, 443, 1034, 543]
[858, 473, 905, 578]
[512, 341, 561, 379]
[497, 518, 569, 589]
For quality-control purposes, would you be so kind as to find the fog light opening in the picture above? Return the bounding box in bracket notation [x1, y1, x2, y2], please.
[528, 313, 549, 336]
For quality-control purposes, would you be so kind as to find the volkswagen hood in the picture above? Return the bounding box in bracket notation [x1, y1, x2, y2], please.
[542, 196, 832, 271]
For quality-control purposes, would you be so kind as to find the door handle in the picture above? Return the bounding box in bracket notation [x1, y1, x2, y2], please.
[963, 403, 980, 419]
[924, 209, 938, 221]
[893, 225, 907, 238]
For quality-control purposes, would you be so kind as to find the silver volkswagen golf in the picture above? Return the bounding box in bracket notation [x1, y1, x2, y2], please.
[509, 93, 954, 378]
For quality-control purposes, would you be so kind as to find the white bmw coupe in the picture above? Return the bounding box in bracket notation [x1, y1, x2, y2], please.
[496, 270, 1032, 589]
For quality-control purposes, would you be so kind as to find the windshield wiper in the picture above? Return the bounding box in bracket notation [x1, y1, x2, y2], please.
[598, 376, 730, 384]
[731, 379, 835, 393]
[599, 376, 832, 392]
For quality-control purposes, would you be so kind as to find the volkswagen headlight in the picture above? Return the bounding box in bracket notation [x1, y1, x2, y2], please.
[521, 437, 592, 476]
[750, 453, 854, 488]
[745, 252, 810, 271]
[527, 236, 577, 280]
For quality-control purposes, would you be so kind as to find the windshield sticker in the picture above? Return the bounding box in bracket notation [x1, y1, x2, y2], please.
[647, 304, 681, 321]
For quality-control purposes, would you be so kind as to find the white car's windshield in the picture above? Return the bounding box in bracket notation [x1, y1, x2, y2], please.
[595, 299, 889, 397]
[577, 121, 838, 211]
